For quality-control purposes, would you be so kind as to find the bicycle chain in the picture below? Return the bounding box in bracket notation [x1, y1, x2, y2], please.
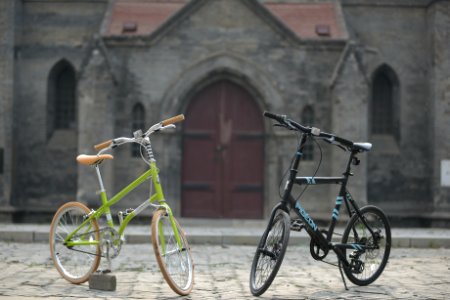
[66, 227, 122, 258]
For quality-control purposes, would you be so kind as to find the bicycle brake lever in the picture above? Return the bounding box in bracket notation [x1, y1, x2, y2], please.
[275, 123, 296, 131]
[161, 124, 176, 130]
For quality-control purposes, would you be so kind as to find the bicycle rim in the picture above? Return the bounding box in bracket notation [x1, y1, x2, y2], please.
[49, 202, 101, 284]
[342, 206, 391, 285]
[250, 210, 290, 296]
[151, 209, 194, 295]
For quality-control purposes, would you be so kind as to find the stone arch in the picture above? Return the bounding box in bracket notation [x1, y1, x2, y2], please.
[47, 59, 77, 139]
[370, 63, 400, 139]
[45, 58, 79, 205]
[160, 53, 282, 133]
[368, 63, 401, 206]
[159, 53, 282, 217]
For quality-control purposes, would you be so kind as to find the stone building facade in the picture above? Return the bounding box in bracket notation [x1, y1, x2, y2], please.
[0, 0, 449, 225]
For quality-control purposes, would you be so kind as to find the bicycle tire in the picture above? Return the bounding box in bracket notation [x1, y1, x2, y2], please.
[49, 202, 101, 284]
[151, 209, 194, 295]
[341, 205, 391, 286]
[250, 210, 290, 296]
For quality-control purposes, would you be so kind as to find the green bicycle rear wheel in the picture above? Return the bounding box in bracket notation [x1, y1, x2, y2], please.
[151, 209, 194, 295]
[49, 202, 101, 284]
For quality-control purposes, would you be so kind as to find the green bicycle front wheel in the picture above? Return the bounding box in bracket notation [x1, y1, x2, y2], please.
[151, 209, 194, 295]
[49, 202, 101, 284]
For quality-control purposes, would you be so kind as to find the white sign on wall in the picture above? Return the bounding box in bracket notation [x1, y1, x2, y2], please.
[441, 160, 450, 187]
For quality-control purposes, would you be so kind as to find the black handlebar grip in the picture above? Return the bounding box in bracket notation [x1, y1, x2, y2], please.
[263, 111, 285, 123]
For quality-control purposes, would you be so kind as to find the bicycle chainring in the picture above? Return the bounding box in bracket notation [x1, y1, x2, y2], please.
[310, 230, 329, 260]
[100, 227, 122, 259]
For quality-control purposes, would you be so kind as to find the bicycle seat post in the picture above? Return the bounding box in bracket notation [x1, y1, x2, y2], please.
[95, 165, 106, 194]
[94, 164, 114, 227]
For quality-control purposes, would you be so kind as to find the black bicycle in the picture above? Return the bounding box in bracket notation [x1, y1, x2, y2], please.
[250, 112, 391, 296]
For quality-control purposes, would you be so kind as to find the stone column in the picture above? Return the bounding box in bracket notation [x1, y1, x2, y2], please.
[330, 48, 370, 205]
[428, 3, 450, 217]
[77, 48, 116, 206]
[0, 0, 16, 216]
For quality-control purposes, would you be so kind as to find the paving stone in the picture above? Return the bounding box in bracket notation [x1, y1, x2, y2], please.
[0, 242, 449, 299]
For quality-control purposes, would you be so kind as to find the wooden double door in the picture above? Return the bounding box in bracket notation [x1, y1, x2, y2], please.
[182, 80, 264, 218]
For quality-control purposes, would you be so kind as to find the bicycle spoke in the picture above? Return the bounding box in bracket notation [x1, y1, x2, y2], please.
[152, 210, 193, 295]
[342, 206, 391, 286]
[50, 202, 101, 284]
[250, 211, 290, 296]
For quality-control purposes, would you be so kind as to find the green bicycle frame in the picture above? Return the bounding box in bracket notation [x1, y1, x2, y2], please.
[64, 160, 183, 251]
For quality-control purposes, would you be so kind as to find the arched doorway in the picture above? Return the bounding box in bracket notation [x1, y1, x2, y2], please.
[182, 79, 264, 218]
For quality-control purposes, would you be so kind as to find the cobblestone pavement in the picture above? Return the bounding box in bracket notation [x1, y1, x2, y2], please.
[0, 242, 449, 299]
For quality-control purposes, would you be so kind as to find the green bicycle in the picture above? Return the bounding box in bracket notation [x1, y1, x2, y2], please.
[49, 115, 194, 295]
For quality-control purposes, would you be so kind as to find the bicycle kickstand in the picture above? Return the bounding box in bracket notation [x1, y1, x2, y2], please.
[338, 260, 349, 291]
[105, 240, 112, 273]
[98, 240, 112, 274]
[89, 240, 117, 291]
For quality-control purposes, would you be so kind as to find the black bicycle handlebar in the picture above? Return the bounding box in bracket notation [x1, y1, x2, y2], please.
[263, 111, 354, 148]
[263, 111, 285, 123]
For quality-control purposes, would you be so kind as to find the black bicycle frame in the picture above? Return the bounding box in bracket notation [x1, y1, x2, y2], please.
[269, 133, 375, 268]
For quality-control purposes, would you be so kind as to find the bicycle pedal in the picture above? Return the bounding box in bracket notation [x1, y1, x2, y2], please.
[290, 220, 305, 232]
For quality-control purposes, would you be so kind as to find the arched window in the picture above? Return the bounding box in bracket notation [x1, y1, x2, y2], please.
[131, 103, 145, 157]
[302, 105, 314, 161]
[47, 60, 76, 138]
[371, 65, 400, 138]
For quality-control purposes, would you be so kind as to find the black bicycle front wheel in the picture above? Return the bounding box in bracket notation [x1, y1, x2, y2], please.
[250, 210, 290, 296]
[341, 205, 391, 286]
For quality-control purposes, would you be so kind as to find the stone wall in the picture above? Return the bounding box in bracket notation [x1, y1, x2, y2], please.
[0, 0, 18, 220]
[11, 0, 107, 218]
[428, 1, 450, 223]
[103, 0, 348, 217]
[2, 0, 449, 224]
[342, 0, 435, 219]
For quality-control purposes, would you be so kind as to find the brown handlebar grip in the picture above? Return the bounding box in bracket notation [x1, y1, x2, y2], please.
[94, 139, 112, 151]
[161, 114, 185, 126]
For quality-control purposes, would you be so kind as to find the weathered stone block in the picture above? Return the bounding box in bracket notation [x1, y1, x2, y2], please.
[89, 271, 117, 291]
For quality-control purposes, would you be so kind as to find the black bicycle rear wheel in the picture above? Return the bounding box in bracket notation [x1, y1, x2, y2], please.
[250, 210, 290, 296]
[341, 205, 391, 286]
